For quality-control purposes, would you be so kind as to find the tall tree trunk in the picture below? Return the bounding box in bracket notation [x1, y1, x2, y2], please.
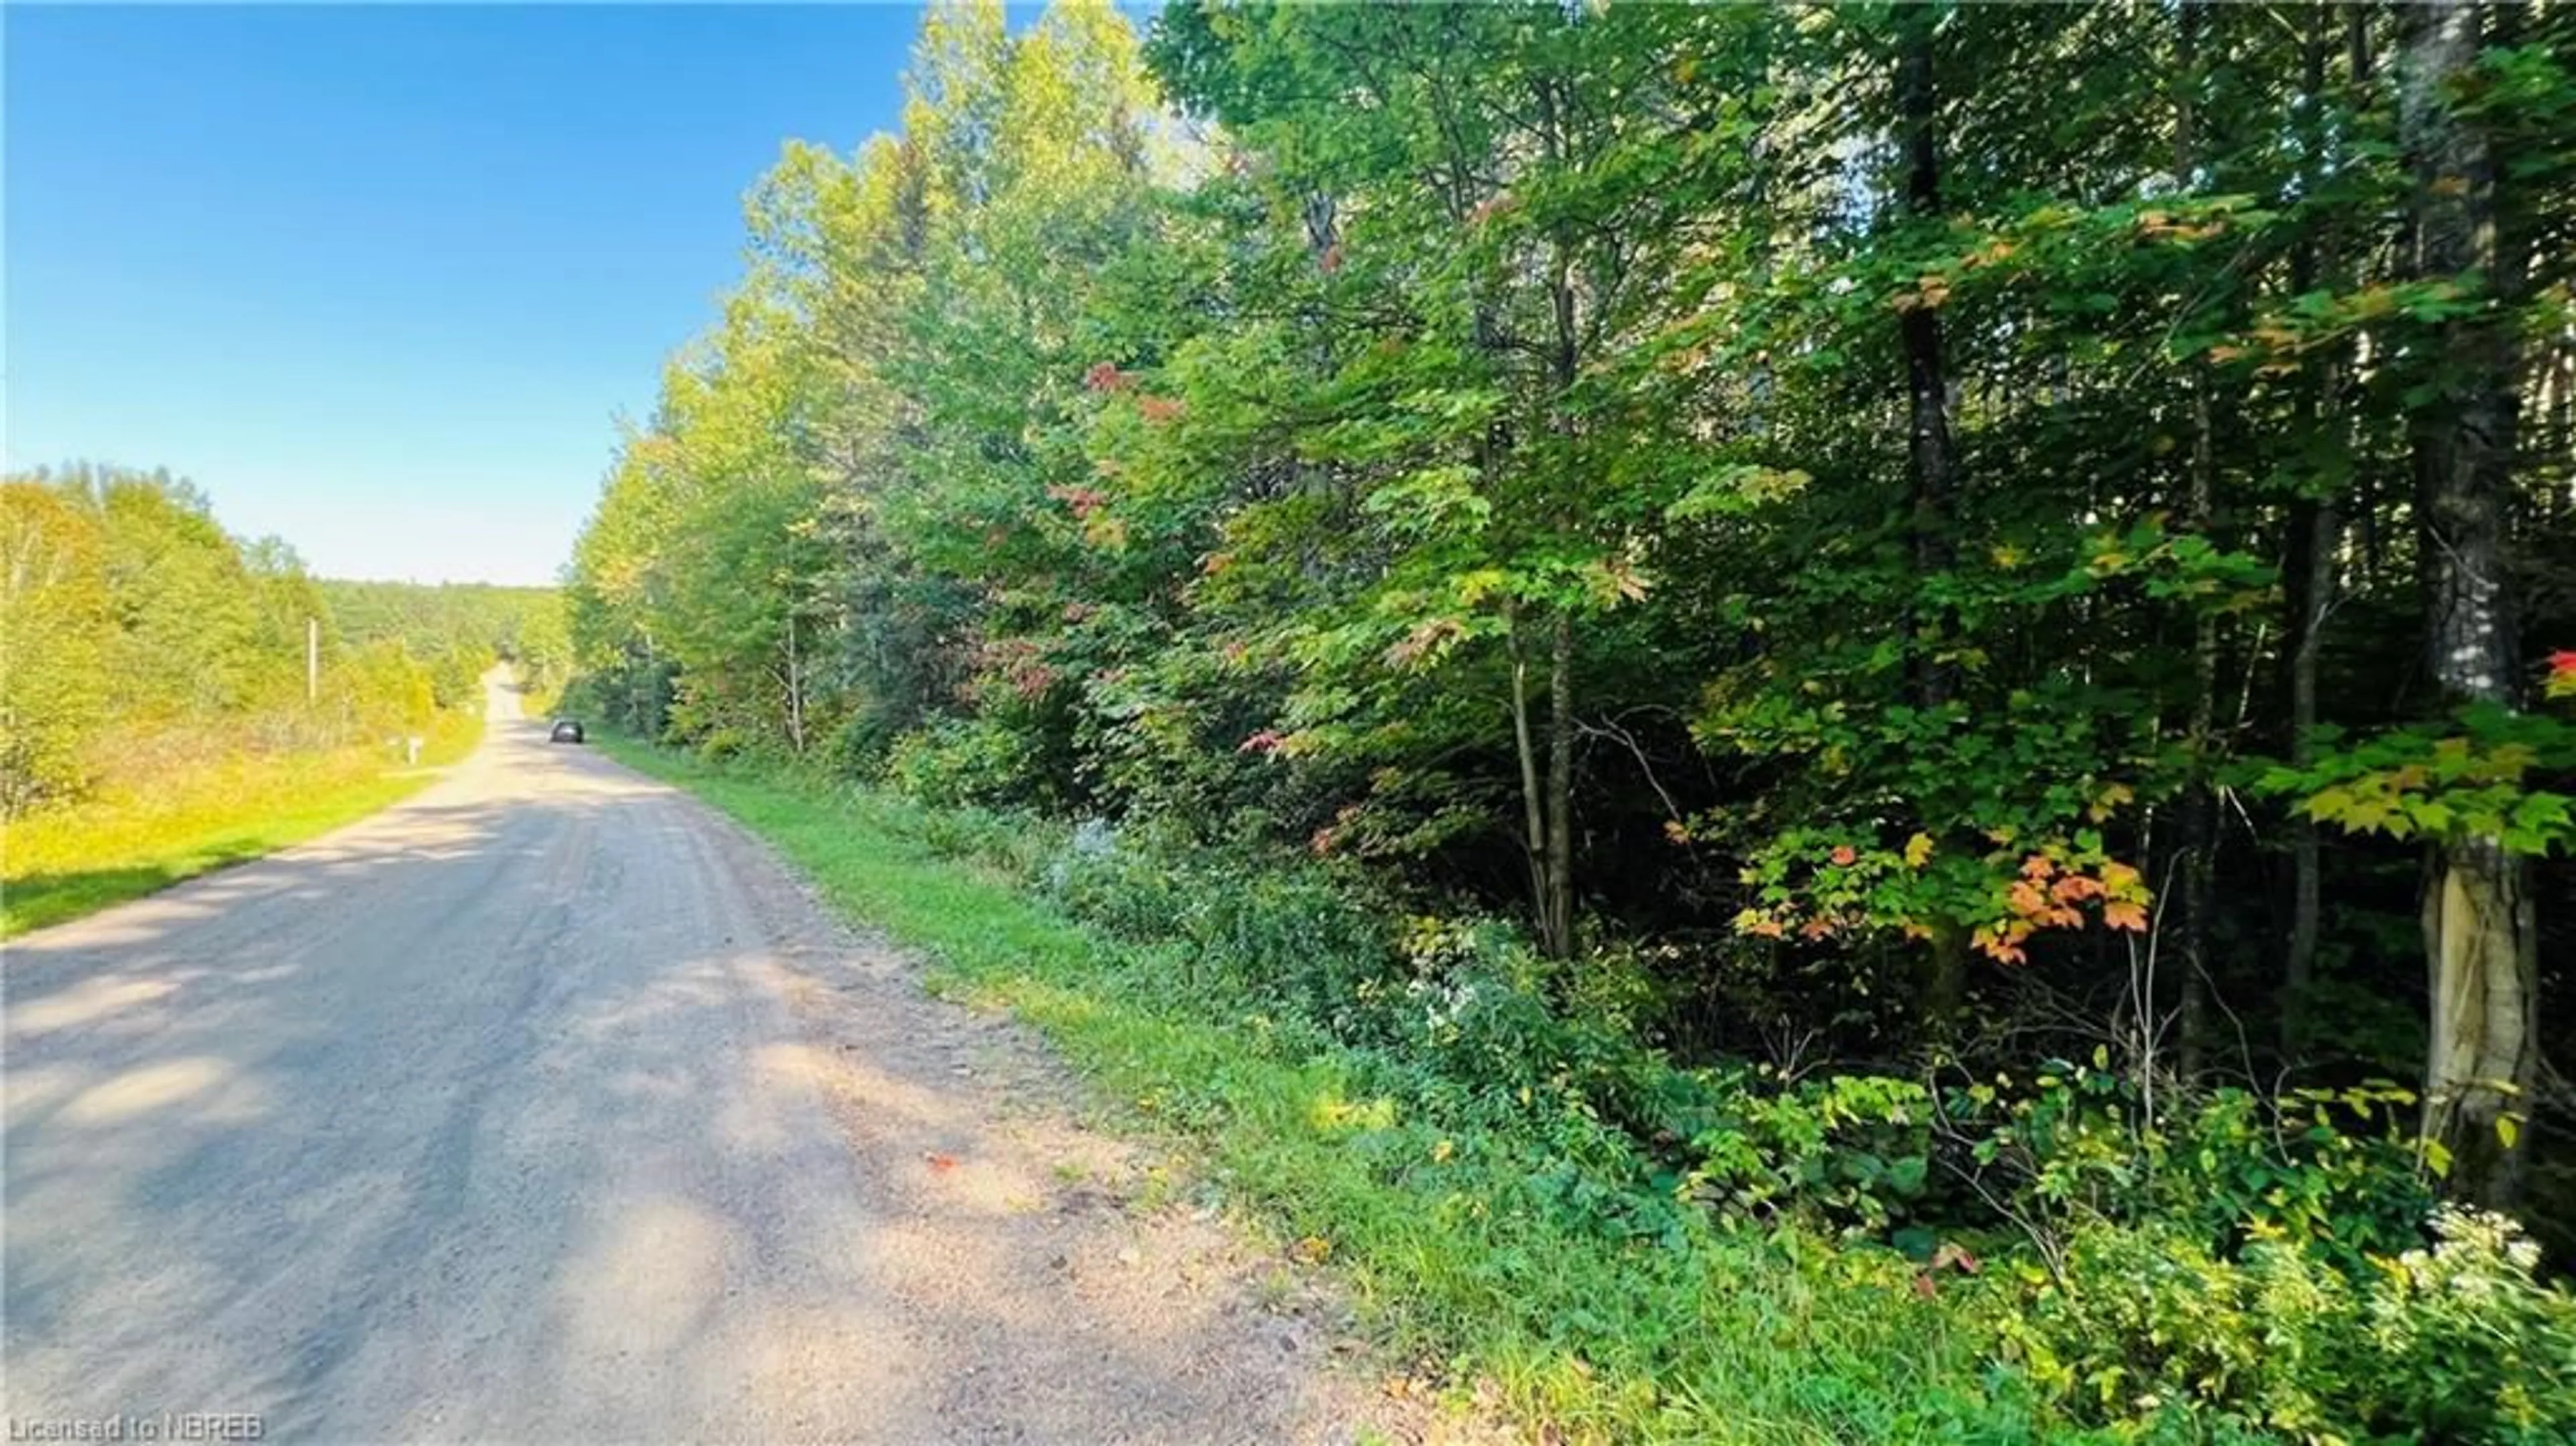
[2172, 0, 2216, 1079]
[2280, 7, 2369, 1061]
[2402, 0, 2538, 1207]
[1546, 610, 1576, 960]
[1898, 7, 1957, 710]
[1509, 612, 1566, 958]
[783, 608, 806, 755]
[1896, 3, 1966, 1023]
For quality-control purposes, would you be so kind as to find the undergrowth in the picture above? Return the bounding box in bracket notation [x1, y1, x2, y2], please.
[604, 736, 2576, 1446]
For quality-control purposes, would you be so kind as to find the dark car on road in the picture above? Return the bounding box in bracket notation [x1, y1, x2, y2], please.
[549, 718, 585, 744]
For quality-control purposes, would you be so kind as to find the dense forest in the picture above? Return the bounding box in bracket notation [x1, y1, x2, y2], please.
[321, 578, 572, 710]
[1, 463, 561, 816]
[566, 2, 2576, 1437]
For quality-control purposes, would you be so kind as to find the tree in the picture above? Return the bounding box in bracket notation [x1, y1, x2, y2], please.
[2400, 0, 2540, 1207]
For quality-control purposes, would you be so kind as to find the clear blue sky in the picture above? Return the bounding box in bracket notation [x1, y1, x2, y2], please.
[5, 3, 946, 586]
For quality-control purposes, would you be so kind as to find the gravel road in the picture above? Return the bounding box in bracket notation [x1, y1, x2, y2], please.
[3, 672, 1398, 1444]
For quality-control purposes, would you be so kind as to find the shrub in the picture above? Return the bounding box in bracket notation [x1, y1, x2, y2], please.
[2000, 1208, 2576, 1443]
[883, 716, 1044, 810]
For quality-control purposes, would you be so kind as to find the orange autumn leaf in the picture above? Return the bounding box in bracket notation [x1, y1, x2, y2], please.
[2102, 900, 2149, 932]
[2051, 873, 2105, 903]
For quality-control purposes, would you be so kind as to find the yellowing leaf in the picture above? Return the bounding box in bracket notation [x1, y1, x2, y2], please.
[1903, 832, 1935, 868]
[2087, 783, 2135, 822]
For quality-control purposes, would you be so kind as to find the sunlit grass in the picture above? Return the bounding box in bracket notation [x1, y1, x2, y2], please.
[1, 713, 483, 938]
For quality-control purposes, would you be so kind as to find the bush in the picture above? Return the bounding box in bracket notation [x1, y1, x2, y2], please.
[883, 716, 1046, 810]
[2001, 1208, 2576, 1443]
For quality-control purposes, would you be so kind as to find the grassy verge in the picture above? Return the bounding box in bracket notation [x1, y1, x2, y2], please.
[2, 712, 484, 938]
[600, 736, 2121, 1446]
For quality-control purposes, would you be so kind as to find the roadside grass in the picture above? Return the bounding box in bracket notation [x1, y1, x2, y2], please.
[600, 736, 2159, 1446]
[2, 712, 484, 938]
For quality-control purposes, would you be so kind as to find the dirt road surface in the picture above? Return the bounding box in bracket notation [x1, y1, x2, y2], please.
[3, 672, 1399, 1443]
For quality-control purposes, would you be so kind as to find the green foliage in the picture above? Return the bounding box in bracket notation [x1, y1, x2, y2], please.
[2, 463, 498, 822]
[883, 715, 1046, 810]
[562, 1, 2576, 1437]
[2001, 1209, 2576, 1443]
[2257, 707, 2576, 858]
[1, 480, 111, 812]
[320, 579, 568, 710]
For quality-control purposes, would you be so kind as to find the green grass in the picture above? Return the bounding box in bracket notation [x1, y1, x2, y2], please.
[2, 712, 484, 938]
[600, 736, 2113, 1446]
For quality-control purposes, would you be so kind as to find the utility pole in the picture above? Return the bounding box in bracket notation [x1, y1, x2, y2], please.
[307, 616, 319, 704]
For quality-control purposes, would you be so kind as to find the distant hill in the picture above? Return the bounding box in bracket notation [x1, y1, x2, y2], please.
[319, 579, 569, 702]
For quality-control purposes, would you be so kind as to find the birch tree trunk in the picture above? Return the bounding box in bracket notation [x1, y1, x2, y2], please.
[2401, 0, 2539, 1207]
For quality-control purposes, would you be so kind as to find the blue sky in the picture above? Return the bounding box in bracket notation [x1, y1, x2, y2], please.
[6, 3, 945, 585]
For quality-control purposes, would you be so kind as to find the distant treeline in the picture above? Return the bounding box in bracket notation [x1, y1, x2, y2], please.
[319, 578, 570, 710]
[0, 463, 561, 816]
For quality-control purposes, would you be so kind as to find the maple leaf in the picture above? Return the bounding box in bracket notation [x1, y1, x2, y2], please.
[1830, 844, 1858, 866]
[1972, 922, 2030, 965]
[2051, 873, 2105, 903]
[2102, 900, 2149, 932]
[2020, 854, 2055, 881]
[2088, 782, 2136, 822]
